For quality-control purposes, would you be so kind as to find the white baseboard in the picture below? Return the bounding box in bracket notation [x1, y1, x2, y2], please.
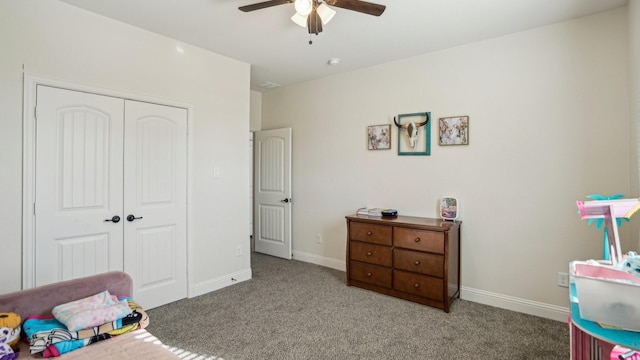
[461, 286, 569, 322]
[292, 250, 346, 271]
[189, 268, 252, 298]
[292, 253, 569, 322]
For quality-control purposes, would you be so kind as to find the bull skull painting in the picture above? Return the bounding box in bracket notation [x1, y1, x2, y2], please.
[394, 114, 429, 149]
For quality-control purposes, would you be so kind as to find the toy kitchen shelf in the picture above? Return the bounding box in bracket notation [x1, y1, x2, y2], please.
[571, 198, 640, 359]
[570, 279, 640, 358]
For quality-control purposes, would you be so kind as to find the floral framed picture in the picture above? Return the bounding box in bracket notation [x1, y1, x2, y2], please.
[439, 116, 469, 146]
[367, 124, 391, 150]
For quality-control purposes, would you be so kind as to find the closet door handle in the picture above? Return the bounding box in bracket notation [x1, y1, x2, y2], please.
[104, 215, 121, 223]
[127, 215, 143, 222]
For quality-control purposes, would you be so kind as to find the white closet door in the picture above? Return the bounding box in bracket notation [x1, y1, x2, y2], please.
[34, 86, 188, 309]
[35, 85, 125, 286]
[123, 100, 188, 309]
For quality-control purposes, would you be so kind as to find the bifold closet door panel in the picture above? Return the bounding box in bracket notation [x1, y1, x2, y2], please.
[123, 100, 188, 309]
[34, 85, 125, 286]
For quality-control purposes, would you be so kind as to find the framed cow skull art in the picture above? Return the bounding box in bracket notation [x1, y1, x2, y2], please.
[394, 112, 431, 156]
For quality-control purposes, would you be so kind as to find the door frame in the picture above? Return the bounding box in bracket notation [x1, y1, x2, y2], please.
[22, 74, 194, 295]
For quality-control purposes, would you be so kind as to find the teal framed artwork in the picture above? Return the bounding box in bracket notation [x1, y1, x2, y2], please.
[394, 112, 430, 156]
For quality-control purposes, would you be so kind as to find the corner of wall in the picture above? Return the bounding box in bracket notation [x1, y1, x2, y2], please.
[250, 91, 262, 131]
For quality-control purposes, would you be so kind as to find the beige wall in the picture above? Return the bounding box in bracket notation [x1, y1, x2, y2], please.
[262, 7, 631, 319]
[0, 0, 251, 296]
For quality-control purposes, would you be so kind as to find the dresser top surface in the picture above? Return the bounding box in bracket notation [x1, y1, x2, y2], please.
[346, 214, 460, 231]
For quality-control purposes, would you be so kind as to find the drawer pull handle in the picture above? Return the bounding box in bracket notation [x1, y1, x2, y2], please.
[414, 237, 421, 243]
[367, 231, 373, 236]
[366, 251, 373, 256]
[367, 272, 373, 277]
[413, 283, 420, 288]
[414, 260, 421, 265]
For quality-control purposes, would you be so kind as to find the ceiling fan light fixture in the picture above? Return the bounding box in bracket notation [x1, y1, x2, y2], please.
[307, 10, 322, 35]
[294, 0, 312, 16]
[316, 3, 336, 25]
[291, 12, 307, 27]
[240, 0, 387, 45]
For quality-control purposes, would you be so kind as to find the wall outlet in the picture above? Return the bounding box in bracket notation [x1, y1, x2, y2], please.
[557, 272, 569, 287]
[316, 233, 322, 244]
[235, 245, 241, 256]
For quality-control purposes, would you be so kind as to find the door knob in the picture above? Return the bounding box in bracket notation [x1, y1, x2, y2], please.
[280, 198, 291, 203]
[104, 215, 121, 223]
[126, 215, 143, 222]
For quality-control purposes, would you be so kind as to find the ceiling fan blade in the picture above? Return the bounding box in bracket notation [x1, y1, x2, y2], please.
[239, 0, 293, 12]
[326, 0, 386, 16]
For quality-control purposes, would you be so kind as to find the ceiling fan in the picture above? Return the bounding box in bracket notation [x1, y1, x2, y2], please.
[239, 0, 386, 43]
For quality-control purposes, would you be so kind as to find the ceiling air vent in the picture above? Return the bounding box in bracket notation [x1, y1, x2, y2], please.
[258, 82, 281, 89]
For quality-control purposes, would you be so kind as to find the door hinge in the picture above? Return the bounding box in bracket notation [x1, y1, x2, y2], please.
[34, 106, 37, 120]
[33, 202, 36, 216]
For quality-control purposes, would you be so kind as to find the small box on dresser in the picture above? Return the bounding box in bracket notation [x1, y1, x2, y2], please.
[345, 214, 461, 312]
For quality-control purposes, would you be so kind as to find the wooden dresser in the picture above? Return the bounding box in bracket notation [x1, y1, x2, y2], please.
[345, 215, 461, 312]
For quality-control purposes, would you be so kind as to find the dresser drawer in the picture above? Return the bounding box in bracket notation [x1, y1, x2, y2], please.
[349, 222, 392, 246]
[393, 249, 444, 277]
[394, 227, 444, 253]
[350, 242, 392, 267]
[393, 270, 443, 301]
[350, 261, 392, 288]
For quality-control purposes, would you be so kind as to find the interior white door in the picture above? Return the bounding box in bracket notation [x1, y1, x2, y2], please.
[123, 100, 188, 309]
[35, 85, 125, 286]
[254, 128, 292, 259]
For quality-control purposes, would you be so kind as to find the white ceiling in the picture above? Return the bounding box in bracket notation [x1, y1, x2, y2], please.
[57, 0, 628, 92]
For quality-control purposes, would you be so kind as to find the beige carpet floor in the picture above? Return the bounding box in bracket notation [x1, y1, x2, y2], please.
[147, 252, 569, 360]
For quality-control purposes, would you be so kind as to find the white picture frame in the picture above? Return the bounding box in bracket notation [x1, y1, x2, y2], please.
[440, 197, 458, 220]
